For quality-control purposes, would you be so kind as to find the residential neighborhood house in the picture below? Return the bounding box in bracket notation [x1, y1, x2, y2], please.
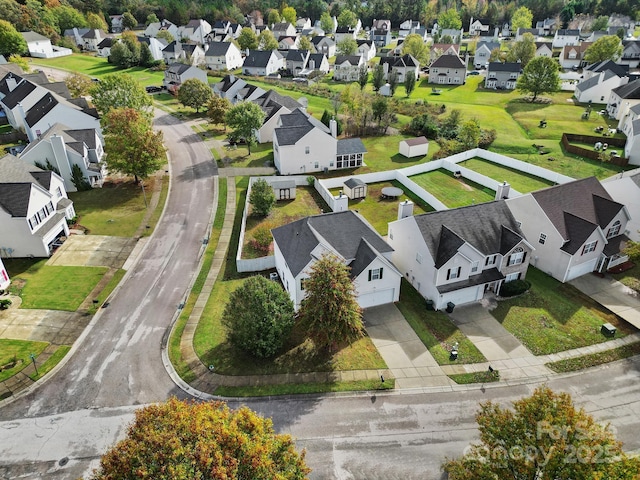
[204, 42, 243, 71]
[485, 62, 522, 90]
[388, 200, 533, 310]
[272, 210, 402, 309]
[428, 53, 466, 85]
[505, 177, 631, 282]
[163, 63, 208, 91]
[242, 50, 284, 76]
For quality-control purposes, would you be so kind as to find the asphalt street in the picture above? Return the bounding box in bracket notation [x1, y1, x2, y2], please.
[0, 80, 639, 479]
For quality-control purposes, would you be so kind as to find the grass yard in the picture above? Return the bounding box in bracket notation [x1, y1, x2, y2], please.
[31, 55, 165, 86]
[329, 180, 433, 235]
[7, 261, 108, 311]
[242, 186, 326, 259]
[410, 169, 495, 208]
[611, 263, 640, 294]
[87, 269, 126, 315]
[396, 280, 487, 365]
[193, 178, 389, 388]
[457, 157, 554, 193]
[491, 268, 638, 355]
[359, 134, 440, 173]
[0, 339, 48, 383]
[69, 177, 163, 237]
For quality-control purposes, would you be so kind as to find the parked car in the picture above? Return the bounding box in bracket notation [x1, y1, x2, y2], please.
[146, 85, 163, 93]
[469, 70, 480, 75]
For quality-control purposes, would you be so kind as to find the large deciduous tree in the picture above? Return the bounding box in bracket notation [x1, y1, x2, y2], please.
[320, 11, 334, 33]
[298, 254, 364, 351]
[437, 8, 462, 30]
[222, 275, 295, 358]
[443, 386, 640, 480]
[65, 72, 93, 98]
[401, 34, 429, 65]
[516, 56, 560, 102]
[0, 20, 27, 57]
[86, 12, 108, 31]
[89, 398, 310, 479]
[507, 32, 536, 66]
[102, 108, 166, 183]
[121, 11, 137, 30]
[177, 78, 212, 112]
[337, 9, 357, 28]
[258, 29, 278, 50]
[237, 26, 258, 51]
[207, 95, 231, 130]
[584, 35, 623, 63]
[372, 64, 385, 92]
[249, 178, 276, 217]
[281, 6, 297, 25]
[225, 102, 265, 154]
[90, 73, 152, 115]
[298, 35, 312, 52]
[510, 6, 533, 31]
[336, 38, 357, 56]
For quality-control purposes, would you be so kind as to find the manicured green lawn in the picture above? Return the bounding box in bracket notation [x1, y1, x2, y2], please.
[611, 264, 640, 294]
[491, 268, 637, 355]
[458, 157, 554, 193]
[31, 55, 165, 86]
[242, 186, 326, 259]
[69, 178, 160, 237]
[329, 180, 433, 235]
[396, 280, 487, 365]
[359, 134, 441, 173]
[17, 265, 108, 311]
[0, 339, 48, 382]
[410, 169, 495, 208]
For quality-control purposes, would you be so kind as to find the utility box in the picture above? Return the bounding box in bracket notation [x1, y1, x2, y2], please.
[601, 323, 616, 337]
[446, 302, 455, 313]
[426, 299, 434, 310]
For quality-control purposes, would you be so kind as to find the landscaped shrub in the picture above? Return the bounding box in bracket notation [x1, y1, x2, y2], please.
[251, 225, 273, 254]
[499, 279, 531, 297]
[0, 299, 12, 310]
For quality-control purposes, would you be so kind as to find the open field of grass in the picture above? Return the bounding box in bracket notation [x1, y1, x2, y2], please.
[491, 268, 638, 355]
[410, 169, 495, 208]
[69, 177, 164, 237]
[329, 180, 433, 234]
[0, 339, 48, 383]
[31, 55, 165, 86]
[458, 157, 554, 193]
[242, 186, 325, 259]
[359, 134, 441, 173]
[396, 280, 487, 365]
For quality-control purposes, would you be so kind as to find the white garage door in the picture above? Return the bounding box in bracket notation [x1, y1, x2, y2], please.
[359, 288, 395, 309]
[566, 258, 597, 281]
[441, 286, 481, 309]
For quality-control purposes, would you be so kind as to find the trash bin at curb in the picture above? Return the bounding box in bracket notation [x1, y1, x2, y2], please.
[446, 302, 455, 313]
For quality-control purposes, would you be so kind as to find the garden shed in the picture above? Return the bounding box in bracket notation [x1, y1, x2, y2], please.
[343, 177, 367, 199]
[399, 136, 429, 158]
[271, 179, 296, 200]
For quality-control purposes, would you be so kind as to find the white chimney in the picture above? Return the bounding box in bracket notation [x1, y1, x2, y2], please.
[330, 118, 337, 137]
[334, 192, 348, 211]
[398, 199, 414, 220]
[6, 75, 18, 92]
[495, 181, 511, 200]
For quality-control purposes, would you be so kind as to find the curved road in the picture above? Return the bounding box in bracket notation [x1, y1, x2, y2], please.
[1, 104, 639, 479]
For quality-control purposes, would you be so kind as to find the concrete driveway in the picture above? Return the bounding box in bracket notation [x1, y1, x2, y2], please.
[448, 303, 552, 380]
[364, 303, 454, 389]
[46, 235, 137, 269]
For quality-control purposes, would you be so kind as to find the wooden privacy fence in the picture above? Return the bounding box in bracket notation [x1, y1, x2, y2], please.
[562, 133, 628, 167]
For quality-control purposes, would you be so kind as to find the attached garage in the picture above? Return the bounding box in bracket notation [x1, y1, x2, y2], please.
[437, 286, 482, 310]
[565, 258, 597, 282]
[358, 288, 396, 309]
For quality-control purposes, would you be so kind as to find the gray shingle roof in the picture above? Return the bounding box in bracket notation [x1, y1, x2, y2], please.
[243, 50, 276, 68]
[25, 93, 57, 127]
[575, 74, 600, 93]
[166, 63, 192, 75]
[430, 54, 464, 69]
[21, 31, 50, 43]
[612, 79, 640, 99]
[413, 201, 525, 268]
[437, 267, 504, 293]
[337, 138, 367, 155]
[530, 177, 624, 252]
[0, 154, 54, 217]
[1, 79, 36, 109]
[344, 177, 365, 188]
[335, 55, 362, 66]
[488, 62, 521, 73]
[584, 60, 628, 78]
[271, 210, 393, 277]
[205, 41, 233, 57]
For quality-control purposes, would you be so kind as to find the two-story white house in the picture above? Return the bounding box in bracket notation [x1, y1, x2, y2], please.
[333, 55, 365, 82]
[0, 154, 75, 258]
[553, 29, 581, 48]
[535, 42, 553, 58]
[204, 41, 243, 71]
[272, 109, 367, 175]
[379, 54, 420, 82]
[620, 40, 640, 68]
[272, 210, 402, 310]
[574, 60, 629, 104]
[145, 20, 179, 39]
[178, 19, 212, 45]
[21, 31, 72, 58]
[356, 40, 377, 61]
[485, 62, 522, 90]
[469, 17, 491, 36]
[253, 90, 304, 143]
[388, 200, 533, 310]
[311, 36, 336, 57]
[163, 63, 208, 91]
[607, 79, 640, 122]
[429, 53, 466, 84]
[506, 177, 631, 282]
[619, 104, 640, 165]
[474, 41, 499, 69]
[20, 123, 105, 192]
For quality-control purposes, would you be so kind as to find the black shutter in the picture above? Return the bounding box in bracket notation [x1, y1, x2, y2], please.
[368, 270, 372, 281]
[379, 267, 383, 279]
[522, 252, 527, 263]
[446, 269, 451, 280]
[457, 266, 461, 278]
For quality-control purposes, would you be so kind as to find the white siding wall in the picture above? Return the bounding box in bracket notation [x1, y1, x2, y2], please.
[353, 256, 401, 307]
[276, 128, 336, 175]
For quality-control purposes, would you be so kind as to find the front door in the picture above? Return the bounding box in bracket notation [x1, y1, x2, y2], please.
[279, 188, 290, 200]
